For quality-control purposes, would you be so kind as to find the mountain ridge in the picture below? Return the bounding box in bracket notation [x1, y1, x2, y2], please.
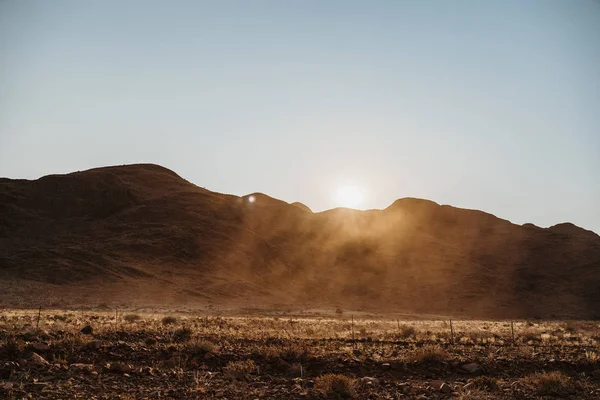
[1, 163, 599, 318]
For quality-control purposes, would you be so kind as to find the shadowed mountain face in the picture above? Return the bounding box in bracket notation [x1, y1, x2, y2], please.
[1, 164, 599, 318]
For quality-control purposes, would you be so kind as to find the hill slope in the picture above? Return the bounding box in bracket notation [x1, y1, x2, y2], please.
[1, 164, 599, 318]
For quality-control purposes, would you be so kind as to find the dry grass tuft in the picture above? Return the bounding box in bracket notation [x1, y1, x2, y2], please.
[173, 326, 192, 342]
[222, 359, 256, 380]
[408, 345, 449, 364]
[469, 376, 499, 391]
[123, 314, 141, 323]
[161, 316, 178, 325]
[521, 371, 575, 396]
[3, 338, 25, 359]
[313, 373, 356, 399]
[456, 389, 497, 400]
[189, 340, 217, 357]
[398, 324, 416, 338]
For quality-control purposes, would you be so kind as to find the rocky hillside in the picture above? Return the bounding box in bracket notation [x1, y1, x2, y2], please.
[1, 164, 599, 318]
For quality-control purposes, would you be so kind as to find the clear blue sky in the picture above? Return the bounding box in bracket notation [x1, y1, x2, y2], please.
[1, 0, 599, 232]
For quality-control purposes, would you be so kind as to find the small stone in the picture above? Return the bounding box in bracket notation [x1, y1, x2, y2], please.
[381, 363, 391, 369]
[87, 340, 103, 350]
[440, 383, 452, 393]
[30, 352, 49, 366]
[360, 377, 379, 385]
[461, 362, 481, 373]
[80, 325, 93, 335]
[430, 380, 446, 390]
[30, 382, 48, 391]
[31, 343, 49, 351]
[107, 362, 132, 374]
[70, 363, 94, 374]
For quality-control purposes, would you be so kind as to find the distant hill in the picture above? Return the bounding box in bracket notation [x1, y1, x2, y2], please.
[1, 163, 599, 318]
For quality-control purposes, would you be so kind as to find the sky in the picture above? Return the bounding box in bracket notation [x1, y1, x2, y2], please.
[1, 0, 599, 232]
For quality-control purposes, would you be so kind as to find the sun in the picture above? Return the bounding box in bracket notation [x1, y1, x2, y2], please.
[335, 184, 364, 209]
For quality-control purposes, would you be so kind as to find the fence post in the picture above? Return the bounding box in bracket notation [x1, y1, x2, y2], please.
[511, 321, 515, 343]
[351, 314, 355, 347]
[449, 319, 455, 344]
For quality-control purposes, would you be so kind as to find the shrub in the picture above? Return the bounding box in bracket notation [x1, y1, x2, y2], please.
[469, 376, 499, 391]
[398, 324, 416, 338]
[456, 389, 496, 400]
[522, 371, 575, 396]
[123, 314, 141, 323]
[335, 307, 343, 315]
[162, 316, 178, 325]
[190, 340, 217, 357]
[313, 374, 356, 399]
[408, 345, 449, 364]
[281, 344, 310, 362]
[173, 327, 193, 342]
[3, 338, 25, 359]
[222, 360, 256, 380]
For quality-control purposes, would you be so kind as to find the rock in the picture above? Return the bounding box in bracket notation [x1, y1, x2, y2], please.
[70, 363, 94, 374]
[461, 362, 481, 373]
[360, 377, 379, 385]
[107, 362, 132, 374]
[381, 363, 391, 369]
[30, 352, 49, 366]
[87, 340, 103, 350]
[22, 332, 38, 341]
[31, 343, 49, 351]
[0, 366, 12, 379]
[80, 325, 93, 335]
[30, 382, 48, 391]
[439, 383, 452, 393]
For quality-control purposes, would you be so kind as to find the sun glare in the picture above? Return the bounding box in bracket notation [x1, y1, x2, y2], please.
[335, 185, 364, 209]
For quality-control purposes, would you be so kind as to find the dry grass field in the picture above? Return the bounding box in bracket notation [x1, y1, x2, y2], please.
[1, 308, 599, 399]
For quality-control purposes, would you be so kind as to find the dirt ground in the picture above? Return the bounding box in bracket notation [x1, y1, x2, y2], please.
[1, 308, 599, 399]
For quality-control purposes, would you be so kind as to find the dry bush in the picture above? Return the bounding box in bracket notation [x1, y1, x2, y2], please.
[359, 327, 367, 338]
[189, 340, 217, 357]
[408, 345, 449, 364]
[259, 343, 310, 362]
[313, 374, 356, 399]
[456, 389, 497, 400]
[123, 314, 141, 323]
[281, 343, 310, 361]
[398, 324, 416, 338]
[222, 359, 256, 380]
[563, 321, 594, 334]
[162, 316, 178, 325]
[522, 371, 575, 396]
[2, 338, 25, 359]
[585, 350, 598, 362]
[173, 327, 192, 342]
[469, 376, 499, 391]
